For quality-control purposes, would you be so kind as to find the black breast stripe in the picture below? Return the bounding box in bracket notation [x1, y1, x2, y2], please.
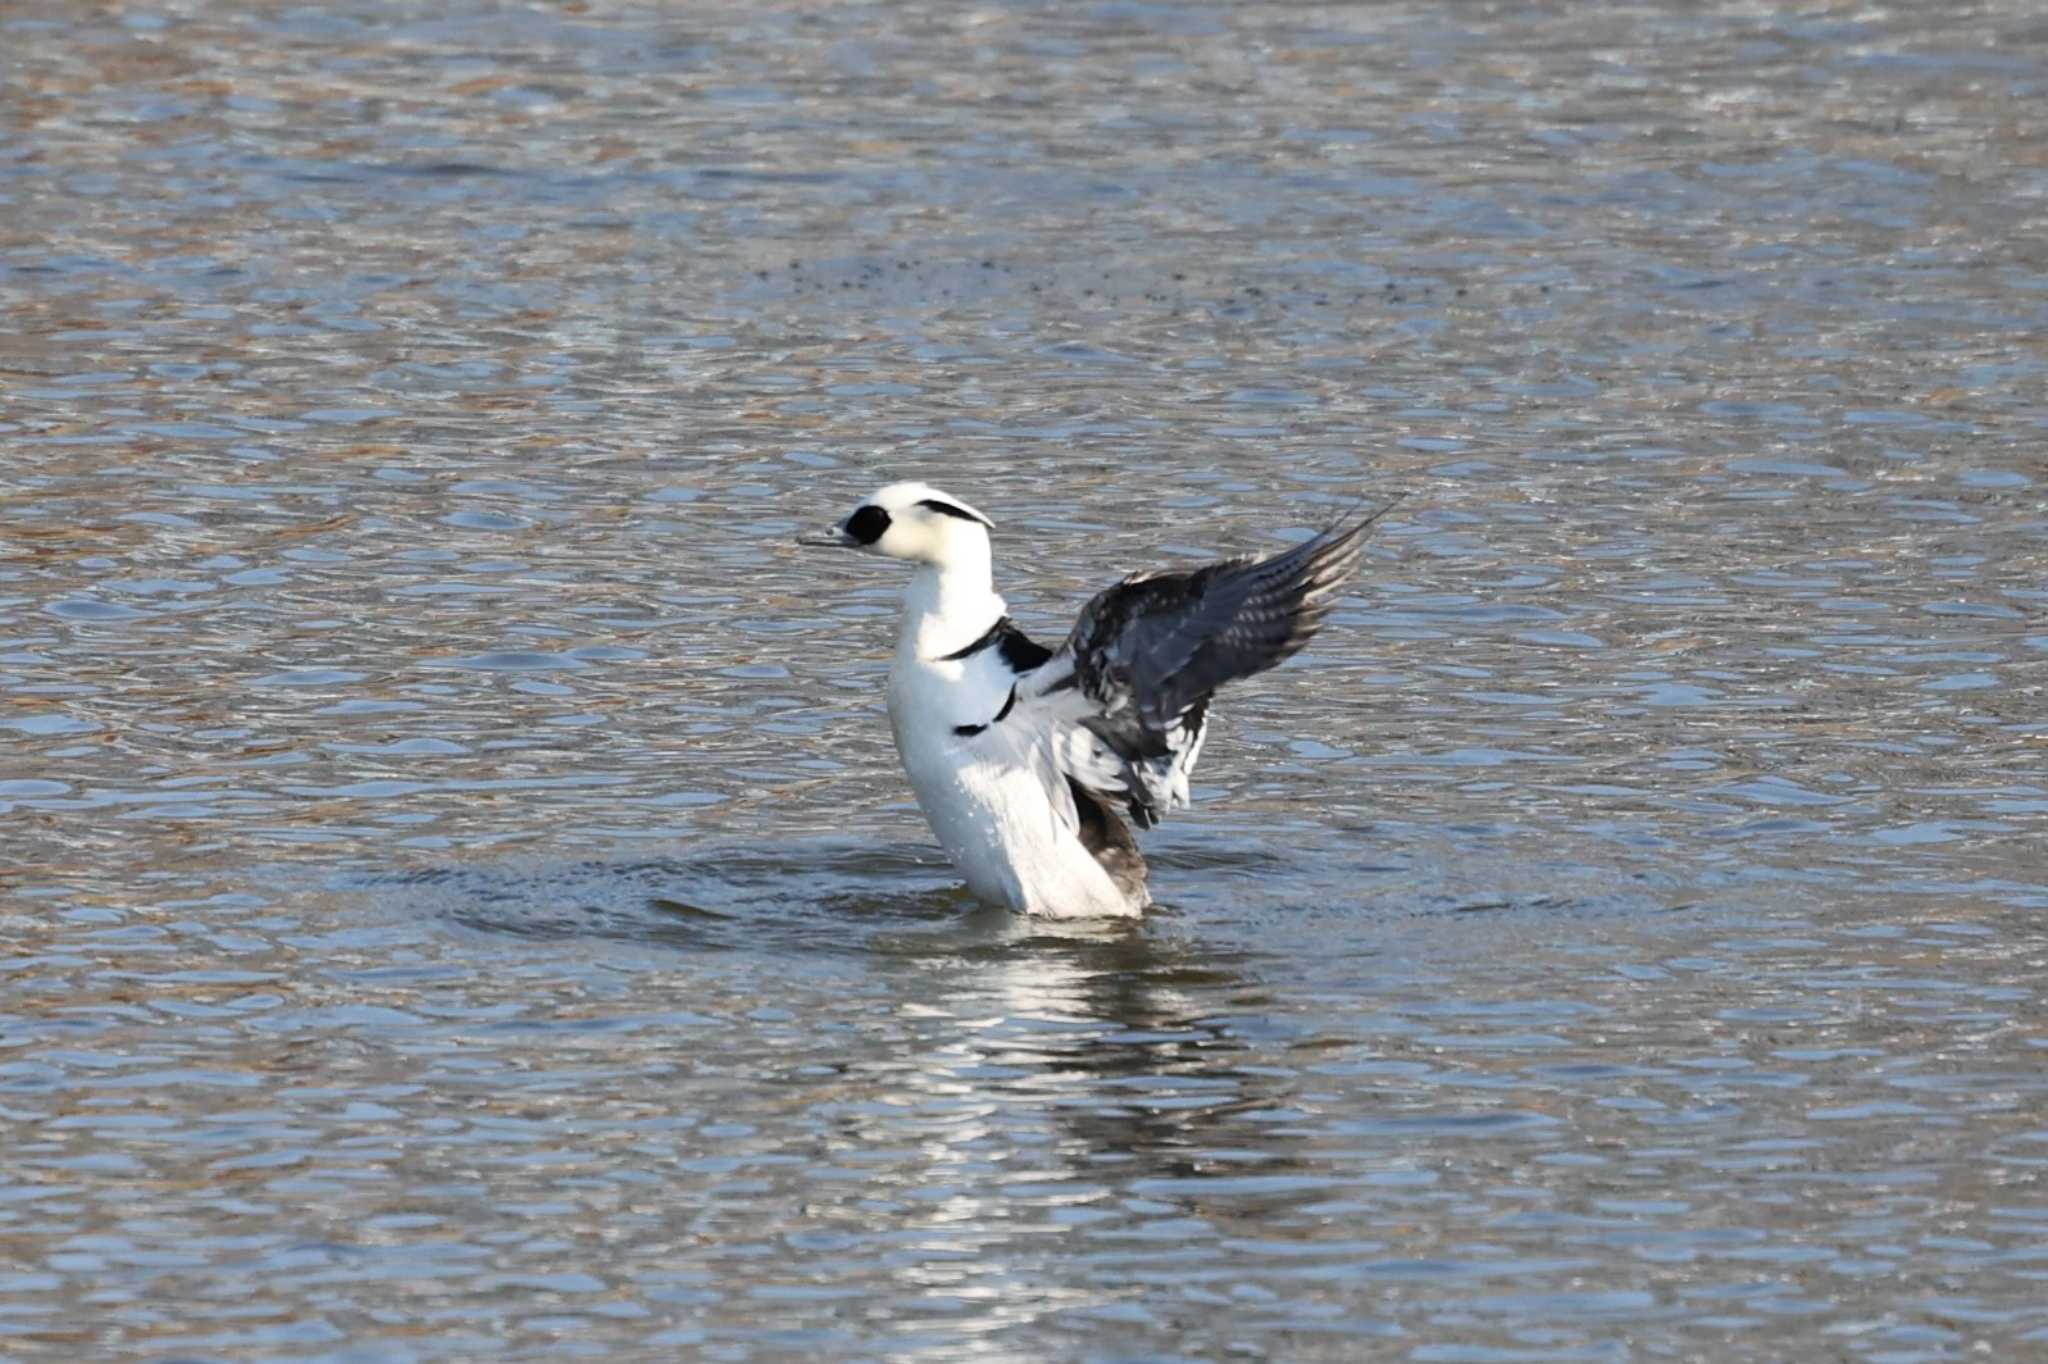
[996, 625, 1053, 673]
[939, 616, 1054, 674]
[953, 685, 1018, 738]
[939, 617, 1007, 661]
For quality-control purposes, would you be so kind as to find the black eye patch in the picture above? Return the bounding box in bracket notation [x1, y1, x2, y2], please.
[844, 505, 891, 544]
[917, 498, 990, 526]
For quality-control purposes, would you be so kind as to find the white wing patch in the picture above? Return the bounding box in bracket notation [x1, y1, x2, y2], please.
[1001, 661, 1208, 832]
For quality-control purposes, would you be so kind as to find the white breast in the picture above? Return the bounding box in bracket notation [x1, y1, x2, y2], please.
[886, 654, 1140, 918]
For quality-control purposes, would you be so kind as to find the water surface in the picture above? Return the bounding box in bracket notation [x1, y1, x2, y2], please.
[4, 1, 2046, 1359]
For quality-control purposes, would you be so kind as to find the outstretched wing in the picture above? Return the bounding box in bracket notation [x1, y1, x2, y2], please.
[1025, 511, 1374, 829]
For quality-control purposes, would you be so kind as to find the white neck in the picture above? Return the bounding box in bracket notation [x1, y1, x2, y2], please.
[898, 546, 1005, 661]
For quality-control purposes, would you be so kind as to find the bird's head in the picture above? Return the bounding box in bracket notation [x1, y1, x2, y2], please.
[803, 482, 995, 569]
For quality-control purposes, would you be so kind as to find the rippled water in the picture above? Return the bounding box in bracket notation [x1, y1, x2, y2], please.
[5, 1, 2047, 1359]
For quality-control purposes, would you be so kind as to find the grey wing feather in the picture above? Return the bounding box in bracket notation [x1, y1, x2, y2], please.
[1075, 517, 1369, 735]
[1052, 512, 1373, 826]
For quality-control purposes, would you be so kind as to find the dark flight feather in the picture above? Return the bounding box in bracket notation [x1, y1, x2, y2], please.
[1061, 511, 1374, 822]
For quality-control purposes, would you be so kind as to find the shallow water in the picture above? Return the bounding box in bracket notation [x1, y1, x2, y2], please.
[5, 1, 2047, 1359]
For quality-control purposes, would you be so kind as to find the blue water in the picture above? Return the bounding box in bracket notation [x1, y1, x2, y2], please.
[5, 1, 2046, 1359]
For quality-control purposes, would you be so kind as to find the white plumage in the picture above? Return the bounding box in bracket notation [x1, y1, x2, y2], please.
[809, 481, 1373, 918]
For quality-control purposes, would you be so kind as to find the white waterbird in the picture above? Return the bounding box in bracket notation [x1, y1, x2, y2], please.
[805, 483, 1376, 918]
